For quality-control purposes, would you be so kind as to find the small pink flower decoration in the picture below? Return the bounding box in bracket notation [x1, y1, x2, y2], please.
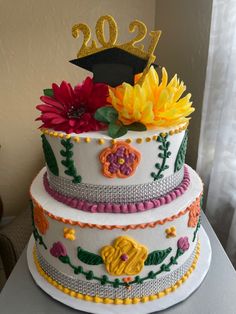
[177, 237, 190, 252]
[100, 141, 141, 178]
[50, 241, 67, 257]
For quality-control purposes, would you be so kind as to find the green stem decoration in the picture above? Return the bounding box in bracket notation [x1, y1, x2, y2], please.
[192, 217, 201, 242]
[60, 139, 81, 184]
[30, 200, 47, 250]
[56, 245, 184, 288]
[151, 134, 171, 181]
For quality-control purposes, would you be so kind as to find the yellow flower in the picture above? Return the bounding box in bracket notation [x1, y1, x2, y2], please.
[108, 66, 194, 128]
[100, 236, 148, 276]
[63, 228, 76, 241]
[165, 226, 176, 238]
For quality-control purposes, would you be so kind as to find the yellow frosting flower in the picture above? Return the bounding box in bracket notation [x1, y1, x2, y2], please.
[108, 66, 194, 128]
[63, 228, 76, 241]
[100, 236, 148, 276]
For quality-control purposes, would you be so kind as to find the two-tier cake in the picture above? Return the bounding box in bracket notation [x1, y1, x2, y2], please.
[29, 15, 202, 306]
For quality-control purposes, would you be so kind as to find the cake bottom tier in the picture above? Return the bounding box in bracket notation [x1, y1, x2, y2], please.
[30, 165, 203, 304]
[33, 240, 200, 304]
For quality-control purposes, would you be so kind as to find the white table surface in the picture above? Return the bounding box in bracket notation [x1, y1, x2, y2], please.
[0, 213, 236, 314]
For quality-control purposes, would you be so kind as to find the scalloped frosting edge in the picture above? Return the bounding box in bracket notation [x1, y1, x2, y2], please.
[33, 241, 200, 305]
[30, 194, 202, 231]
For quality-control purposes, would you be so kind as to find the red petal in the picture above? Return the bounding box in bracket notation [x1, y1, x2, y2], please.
[68, 119, 77, 127]
[51, 117, 67, 124]
[52, 81, 75, 106]
[41, 112, 63, 120]
[40, 96, 65, 110]
[36, 104, 62, 113]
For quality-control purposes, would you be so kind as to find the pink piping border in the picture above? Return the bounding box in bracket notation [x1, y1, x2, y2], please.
[43, 166, 190, 214]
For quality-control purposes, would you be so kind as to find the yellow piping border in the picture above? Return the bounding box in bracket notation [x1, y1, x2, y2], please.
[40, 122, 188, 144]
[33, 240, 200, 305]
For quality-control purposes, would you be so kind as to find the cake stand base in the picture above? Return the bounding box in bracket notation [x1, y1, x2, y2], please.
[27, 227, 211, 314]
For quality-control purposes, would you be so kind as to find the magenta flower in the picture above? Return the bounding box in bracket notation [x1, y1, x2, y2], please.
[50, 241, 67, 257]
[177, 237, 190, 252]
[36, 77, 108, 134]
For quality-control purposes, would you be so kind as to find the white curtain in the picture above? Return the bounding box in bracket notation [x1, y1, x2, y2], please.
[197, 0, 236, 266]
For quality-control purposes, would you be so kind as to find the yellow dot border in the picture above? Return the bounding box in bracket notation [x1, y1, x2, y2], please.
[40, 122, 188, 145]
[33, 240, 200, 305]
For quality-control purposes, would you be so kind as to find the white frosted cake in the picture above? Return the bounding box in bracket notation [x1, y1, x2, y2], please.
[30, 15, 202, 305]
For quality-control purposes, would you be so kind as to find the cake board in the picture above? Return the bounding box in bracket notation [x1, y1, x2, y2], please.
[27, 227, 211, 314]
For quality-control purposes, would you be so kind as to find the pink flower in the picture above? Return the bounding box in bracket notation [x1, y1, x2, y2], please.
[50, 241, 67, 257]
[177, 237, 189, 252]
[36, 77, 109, 133]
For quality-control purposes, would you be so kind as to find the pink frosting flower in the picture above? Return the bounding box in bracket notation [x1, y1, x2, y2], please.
[177, 237, 190, 252]
[36, 77, 108, 134]
[50, 241, 67, 257]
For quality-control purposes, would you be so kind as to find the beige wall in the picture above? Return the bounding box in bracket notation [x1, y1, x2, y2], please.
[155, 0, 212, 168]
[0, 0, 156, 217]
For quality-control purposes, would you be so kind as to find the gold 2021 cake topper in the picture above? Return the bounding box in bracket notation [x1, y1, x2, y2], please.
[72, 15, 161, 84]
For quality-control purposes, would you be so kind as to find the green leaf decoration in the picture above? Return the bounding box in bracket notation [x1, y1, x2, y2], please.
[144, 247, 172, 265]
[113, 278, 121, 288]
[59, 255, 70, 264]
[151, 134, 171, 181]
[86, 271, 94, 280]
[160, 264, 171, 272]
[77, 247, 104, 265]
[108, 122, 128, 138]
[127, 122, 147, 131]
[60, 138, 82, 184]
[94, 106, 118, 123]
[148, 271, 156, 279]
[101, 275, 109, 285]
[41, 135, 59, 176]
[43, 88, 54, 97]
[174, 130, 188, 172]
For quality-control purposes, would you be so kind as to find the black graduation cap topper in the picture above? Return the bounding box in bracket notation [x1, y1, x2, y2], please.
[70, 15, 161, 87]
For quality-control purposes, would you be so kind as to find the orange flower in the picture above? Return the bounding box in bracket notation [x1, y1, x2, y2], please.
[188, 198, 200, 227]
[100, 141, 141, 178]
[122, 277, 133, 283]
[33, 203, 49, 235]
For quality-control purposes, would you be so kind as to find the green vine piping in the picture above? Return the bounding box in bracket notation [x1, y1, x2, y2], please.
[151, 134, 171, 181]
[174, 130, 188, 172]
[192, 216, 201, 242]
[54, 245, 184, 288]
[41, 134, 59, 176]
[30, 200, 47, 250]
[60, 138, 81, 184]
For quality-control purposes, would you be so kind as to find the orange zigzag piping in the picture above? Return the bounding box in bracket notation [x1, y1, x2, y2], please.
[30, 193, 202, 231]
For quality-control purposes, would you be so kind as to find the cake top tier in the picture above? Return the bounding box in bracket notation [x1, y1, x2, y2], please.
[36, 15, 194, 138]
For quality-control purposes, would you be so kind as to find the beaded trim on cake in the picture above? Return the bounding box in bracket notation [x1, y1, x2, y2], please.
[47, 167, 184, 203]
[43, 166, 190, 213]
[35, 240, 199, 300]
